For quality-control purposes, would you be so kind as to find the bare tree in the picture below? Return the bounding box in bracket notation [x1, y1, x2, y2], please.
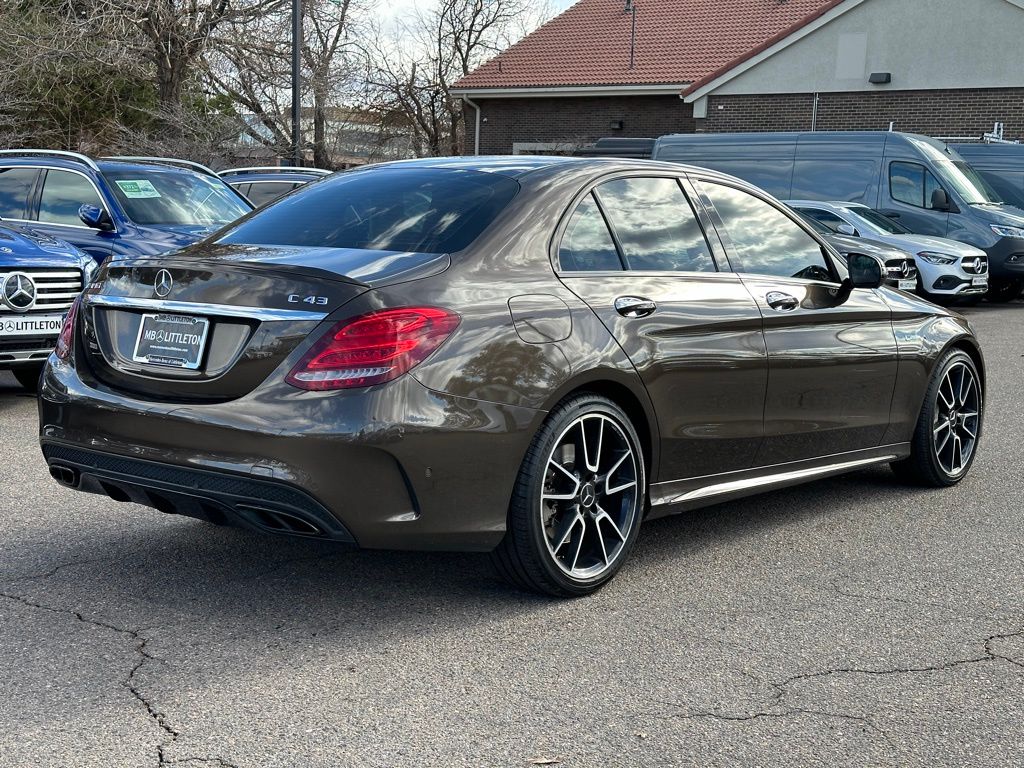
[368, 0, 552, 157]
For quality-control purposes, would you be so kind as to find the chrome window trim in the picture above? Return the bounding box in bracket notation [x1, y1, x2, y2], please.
[84, 294, 328, 322]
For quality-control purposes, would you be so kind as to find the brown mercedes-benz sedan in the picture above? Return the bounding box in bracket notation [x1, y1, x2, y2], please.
[39, 157, 984, 596]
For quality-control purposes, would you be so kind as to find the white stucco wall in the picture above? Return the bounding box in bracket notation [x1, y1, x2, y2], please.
[700, 0, 1024, 97]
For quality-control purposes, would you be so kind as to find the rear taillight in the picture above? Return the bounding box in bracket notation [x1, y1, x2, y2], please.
[54, 296, 82, 361]
[286, 307, 460, 391]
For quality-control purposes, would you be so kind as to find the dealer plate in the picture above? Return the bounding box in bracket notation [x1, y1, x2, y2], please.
[971, 276, 988, 287]
[898, 279, 917, 290]
[0, 313, 64, 337]
[132, 313, 210, 369]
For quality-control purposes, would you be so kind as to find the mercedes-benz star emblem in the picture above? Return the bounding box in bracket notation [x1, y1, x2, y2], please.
[901, 260, 912, 278]
[2, 272, 37, 312]
[154, 269, 173, 298]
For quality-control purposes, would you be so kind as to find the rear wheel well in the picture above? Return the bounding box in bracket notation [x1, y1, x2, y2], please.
[557, 381, 654, 475]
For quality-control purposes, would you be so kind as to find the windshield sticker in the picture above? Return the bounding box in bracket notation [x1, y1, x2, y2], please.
[115, 179, 162, 199]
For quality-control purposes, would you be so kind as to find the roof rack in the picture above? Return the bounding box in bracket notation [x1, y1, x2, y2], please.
[0, 149, 100, 172]
[218, 166, 332, 176]
[101, 156, 219, 177]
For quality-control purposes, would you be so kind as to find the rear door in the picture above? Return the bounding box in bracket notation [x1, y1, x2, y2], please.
[555, 174, 768, 482]
[0, 167, 40, 223]
[696, 178, 899, 467]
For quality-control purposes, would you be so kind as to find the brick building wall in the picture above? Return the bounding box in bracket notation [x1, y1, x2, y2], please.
[474, 95, 695, 154]
[699, 88, 1024, 137]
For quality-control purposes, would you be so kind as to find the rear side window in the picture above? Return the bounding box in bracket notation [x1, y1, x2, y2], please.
[246, 182, 299, 207]
[596, 177, 715, 272]
[221, 168, 519, 254]
[703, 182, 833, 282]
[890, 161, 943, 209]
[558, 194, 622, 271]
[0, 167, 38, 220]
[38, 170, 104, 226]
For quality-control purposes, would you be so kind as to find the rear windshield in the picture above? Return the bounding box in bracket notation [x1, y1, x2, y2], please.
[103, 167, 251, 227]
[218, 167, 520, 254]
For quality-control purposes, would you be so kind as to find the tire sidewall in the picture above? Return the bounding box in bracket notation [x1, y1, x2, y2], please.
[923, 350, 983, 484]
[523, 396, 647, 596]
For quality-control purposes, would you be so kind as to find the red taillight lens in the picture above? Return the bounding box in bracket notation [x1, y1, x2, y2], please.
[54, 296, 82, 361]
[286, 307, 461, 391]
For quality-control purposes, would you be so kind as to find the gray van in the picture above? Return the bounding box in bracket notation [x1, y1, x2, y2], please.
[652, 131, 1024, 301]
[952, 143, 1024, 210]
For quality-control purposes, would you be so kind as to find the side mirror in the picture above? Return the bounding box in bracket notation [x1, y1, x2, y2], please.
[79, 204, 114, 232]
[930, 188, 951, 212]
[847, 252, 884, 289]
[836, 223, 858, 236]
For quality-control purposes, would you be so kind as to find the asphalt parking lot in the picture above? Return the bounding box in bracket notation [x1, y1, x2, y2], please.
[1, 303, 1023, 768]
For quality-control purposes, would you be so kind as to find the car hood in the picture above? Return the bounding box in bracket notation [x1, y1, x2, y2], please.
[0, 222, 92, 270]
[885, 233, 987, 257]
[826, 234, 910, 259]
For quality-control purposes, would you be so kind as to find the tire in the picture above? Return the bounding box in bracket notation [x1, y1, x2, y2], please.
[891, 349, 983, 487]
[11, 364, 44, 393]
[985, 278, 1023, 303]
[490, 394, 646, 597]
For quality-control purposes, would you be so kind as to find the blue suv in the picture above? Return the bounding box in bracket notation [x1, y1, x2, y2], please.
[1, 221, 95, 390]
[0, 151, 253, 264]
[218, 166, 331, 207]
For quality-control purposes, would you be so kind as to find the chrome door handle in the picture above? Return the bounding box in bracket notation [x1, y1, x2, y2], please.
[766, 291, 800, 312]
[614, 296, 657, 318]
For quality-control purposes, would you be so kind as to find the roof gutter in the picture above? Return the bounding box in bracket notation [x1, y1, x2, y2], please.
[450, 84, 691, 99]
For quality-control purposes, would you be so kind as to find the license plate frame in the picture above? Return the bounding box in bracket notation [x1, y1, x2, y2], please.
[971, 276, 988, 287]
[0, 313, 65, 337]
[132, 313, 210, 370]
[898, 279, 917, 290]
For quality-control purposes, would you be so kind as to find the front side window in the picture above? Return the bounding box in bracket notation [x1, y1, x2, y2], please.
[0, 167, 37, 220]
[890, 161, 945, 209]
[596, 177, 715, 272]
[703, 182, 833, 282]
[558, 194, 622, 271]
[38, 170, 104, 226]
[103, 168, 251, 227]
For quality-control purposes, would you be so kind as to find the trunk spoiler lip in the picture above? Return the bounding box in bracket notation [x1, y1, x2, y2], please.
[82, 293, 329, 322]
[109, 247, 452, 289]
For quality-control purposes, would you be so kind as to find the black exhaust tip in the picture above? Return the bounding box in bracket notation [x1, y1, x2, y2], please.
[48, 464, 79, 488]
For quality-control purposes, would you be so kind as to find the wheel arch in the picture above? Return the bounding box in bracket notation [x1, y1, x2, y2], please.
[943, 335, 986, 394]
[540, 370, 660, 482]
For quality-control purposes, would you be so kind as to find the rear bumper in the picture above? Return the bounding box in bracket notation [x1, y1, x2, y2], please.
[38, 357, 545, 551]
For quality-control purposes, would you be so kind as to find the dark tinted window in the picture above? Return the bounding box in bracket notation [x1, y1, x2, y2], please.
[597, 177, 714, 272]
[558, 194, 622, 271]
[246, 181, 299, 207]
[704, 182, 832, 282]
[890, 161, 943, 209]
[38, 170, 104, 226]
[795, 207, 849, 233]
[221, 168, 519, 254]
[0, 168, 38, 220]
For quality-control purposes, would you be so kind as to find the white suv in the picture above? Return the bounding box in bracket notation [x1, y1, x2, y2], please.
[788, 201, 989, 303]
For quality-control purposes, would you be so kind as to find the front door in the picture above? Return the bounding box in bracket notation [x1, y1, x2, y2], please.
[555, 174, 768, 482]
[32, 168, 115, 262]
[880, 159, 951, 237]
[697, 177, 899, 466]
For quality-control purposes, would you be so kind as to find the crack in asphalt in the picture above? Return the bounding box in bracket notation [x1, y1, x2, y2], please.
[1, 557, 115, 584]
[0, 589, 237, 768]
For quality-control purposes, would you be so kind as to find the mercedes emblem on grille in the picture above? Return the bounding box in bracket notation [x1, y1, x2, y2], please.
[901, 260, 912, 278]
[154, 269, 173, 298]
[2, 272, 37, 312]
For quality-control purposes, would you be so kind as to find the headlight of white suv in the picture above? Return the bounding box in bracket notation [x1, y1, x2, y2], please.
[991, 224, 1024, 239]
[917, 252, 958, 265]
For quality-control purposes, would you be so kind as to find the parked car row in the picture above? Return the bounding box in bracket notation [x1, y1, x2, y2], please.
[0, 150, 332, 389]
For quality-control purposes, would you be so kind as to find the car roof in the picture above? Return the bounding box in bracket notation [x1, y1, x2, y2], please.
[353, 154, 760, 183]
[222, 171, 321, 183]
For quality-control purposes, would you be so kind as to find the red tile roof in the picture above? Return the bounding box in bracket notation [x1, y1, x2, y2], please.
[453, 0, 843, 91]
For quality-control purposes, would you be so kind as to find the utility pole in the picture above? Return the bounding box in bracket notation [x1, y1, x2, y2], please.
[291, 0, 302, 166]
